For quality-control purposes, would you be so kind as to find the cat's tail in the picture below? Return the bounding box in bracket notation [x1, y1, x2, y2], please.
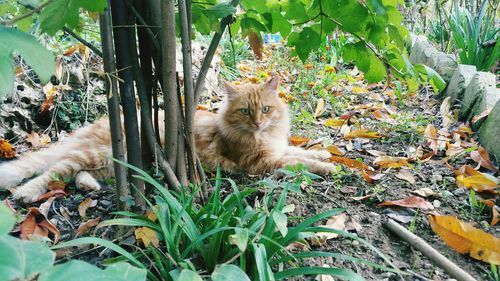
[0, 143, 69, 190]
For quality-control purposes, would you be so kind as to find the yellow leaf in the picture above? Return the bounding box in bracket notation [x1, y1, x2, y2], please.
[373, 156, 409, 168]
[456, 174, 499, 193]
[323, 119, 345, 128]
[344, 129, 383, 139]
[324, 65, 335, 73]
[304, 63, 313, 70]
[424, 124, 438, 153]
[429, 215, 500, 264]
[135, 227, 160, 248]
[237, 64, 251, 72]
[352, 86, 368, 94]
[289, 136, 310, 146]
[314, 98, 325, 118]
[326, 145, 344, 156]
[78, 198, 97, 218]
[0, 139, 15, 159]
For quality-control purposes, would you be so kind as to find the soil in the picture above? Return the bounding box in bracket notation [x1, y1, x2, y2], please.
[1, 45, 498, 281]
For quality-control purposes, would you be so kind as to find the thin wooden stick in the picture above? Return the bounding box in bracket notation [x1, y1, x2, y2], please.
[384, 219, 478, 281]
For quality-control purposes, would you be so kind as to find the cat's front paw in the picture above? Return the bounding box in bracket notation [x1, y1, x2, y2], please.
[75, 172, 101, 191]
[12, 185, 44, 203]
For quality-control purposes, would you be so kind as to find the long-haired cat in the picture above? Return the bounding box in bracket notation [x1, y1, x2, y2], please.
[0, 75, 335, 203]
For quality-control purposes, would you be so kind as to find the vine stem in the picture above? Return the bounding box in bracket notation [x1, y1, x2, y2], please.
[2, 0, 52, 25]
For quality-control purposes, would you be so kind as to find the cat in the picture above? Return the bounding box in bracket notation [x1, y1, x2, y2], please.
[0, 75, 335, 203]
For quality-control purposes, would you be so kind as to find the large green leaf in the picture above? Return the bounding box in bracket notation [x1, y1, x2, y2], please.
[39, 0, 106, 35]
[0, 27, 54, 98]
[38, 260, 146, 281]
[212, 264, 251, 281]
[0, 203, 15, 235]
[0, 235, 55, 281]
[287, 27, 321, 62]
[104, 262, 147, 281]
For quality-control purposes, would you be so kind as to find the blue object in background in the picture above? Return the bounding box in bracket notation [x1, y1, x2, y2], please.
[263, 33, 282, 44]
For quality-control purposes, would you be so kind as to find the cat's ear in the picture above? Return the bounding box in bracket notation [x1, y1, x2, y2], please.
[224, 81, 239, 97]
[263, 74, 279, 93]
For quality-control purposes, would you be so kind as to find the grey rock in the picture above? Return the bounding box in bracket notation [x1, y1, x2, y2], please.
[409, 37, 438, 66]
[460, 72, 499, 124]
[431, 52, 457, 81]
[433, 200, 442, 208]
[432, 174, 443, 183]
[479, 100, 500, 161]
[445, 64, 477, 101]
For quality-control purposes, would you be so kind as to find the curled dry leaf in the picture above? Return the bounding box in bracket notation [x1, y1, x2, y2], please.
[289, 136, 310, 146]
[328, 156, 372, 172]
[480, 200, 499, 226]
[373, 156, 409, 168]
[75, 217, 101, 237]
[429, 215, 500, 264]
[471, 108, 491, 124]
[26, 132, 41, 148]
[395, 169, 415, 184]
[135, 227, 160, 248]
[424, 124, 438, 154]
[470, 147, 498, 172]
[39, 197, 55, 217]
[20, 207, 60, 243]
[314, 98, 326, 118]
[344, 129, 383, 139]
[361, 170, 384, 183]
[78, 197, 98, 217]
[323, 118, 345, 128]
[379, 195, 434, 210]
[326, 145, 344, 156]
[315, 213, 348, 242]
[439, 97, 454, 130]
[35, 189, 67, 202]
[411, 188, 436, 198]
[48, 180, 66, 191]
[0, 139, 16, 158]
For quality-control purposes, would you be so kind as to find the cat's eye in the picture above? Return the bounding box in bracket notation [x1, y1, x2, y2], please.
[240, 108, 251, 115]
[262, 106, 270, 113]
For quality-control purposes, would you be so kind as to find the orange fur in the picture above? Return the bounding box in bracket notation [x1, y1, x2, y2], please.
[0, 76, 335, 203]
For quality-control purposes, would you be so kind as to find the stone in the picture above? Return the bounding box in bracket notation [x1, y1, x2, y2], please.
[431, 52, 457, 81]
[479, 100, 500, 161]
[409, 37, 438, 67]
[460, 72, 499, 122]
[445, 64, 477, 101]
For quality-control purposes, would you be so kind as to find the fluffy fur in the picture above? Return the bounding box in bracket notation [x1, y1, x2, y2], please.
[0, 76, 335, 202]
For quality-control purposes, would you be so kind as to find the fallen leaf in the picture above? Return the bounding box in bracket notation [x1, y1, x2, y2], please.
[424, 124, 438, 154]
[314, 98, 326, 118]
[78, 198, 98, 217]
[20, 208, 60, 243]
[429, 215, 500, 264]
[75, 217, 100, 237]
[328, 156, 372, 172]
[470, 147, 498, 172]
[48, 180, 66, 191]
[323, 118, 345, 128]
[361, 170, 384, 183]
[40, 134, 51, 146]
[316, 265, 335, 281]
[0, 139, 16, 158]
[26, 132, 41, 148]
[379, 195, 434, 210]
[289, 136, 310, 146]
[471, 108, 491, 124]
[365, 150, 387, 157]
[480, 200, 499, 226]
[373, 156, 409, 168]
[316, 213, 348, 241]
[35, 190, 67, 202]
[440, 97, 454, 130]
[351, 194, 376, 201]
[344, 129, 383, 139]
[63, 45, 79, 56]
[412, 188, 436, 198]
[39, 197, 55, 217]
[395, 169, 415, 184]
[59, 206, 72, 220]
[135, 227, 160, 247]
[326, 145, 344, 156]
[456, 174, 499, 193]
[351, 86, 368, 94]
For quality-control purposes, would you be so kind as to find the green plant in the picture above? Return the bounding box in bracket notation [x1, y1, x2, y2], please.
[447, 1, 500, 71]
[428, 20, 451, 51]
[489, 264, 499, 281]
[0, 204, 146, 281]
[58, 161, 403, 280]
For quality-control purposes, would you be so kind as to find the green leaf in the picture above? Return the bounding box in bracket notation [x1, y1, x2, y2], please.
[272, 211, 288, 237]
[0, 202, 15, 235]
[0, 235, 55, 281]
[413, 64, 446, 92]
[287, 27, 321, 62]
[207, 2, 236, 18]
[284, 0, 309, 22]
[178, 269, 203, 281]
[233, 228, 249, 252]
[0, 27, 54, 99]
[104, 262, 147, 281]
[39, 0, 106, 35]
[241, 0, 268, 14]
[271, 11, 292, 37]
[365, 54, 386, 83]
[253, 243, 275, 281]
[212, 264, 251, 281]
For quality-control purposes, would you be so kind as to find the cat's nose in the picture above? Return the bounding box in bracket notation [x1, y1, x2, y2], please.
[253, 121, 262, 128]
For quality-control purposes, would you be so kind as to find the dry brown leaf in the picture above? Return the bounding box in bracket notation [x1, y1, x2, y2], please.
[78, 198, 98, 217]
[373, 156, 409, 168]
[323, 118, 345, 128]
[365, 150, 387, 157]
[316, 265, 335, 281]
[316, 213, 348, 241]
[289, 136, 310, 146]
[480, 200, 500, 226]
[328, 156, 372, 172]
[135, 227, 160, 247]
[424, 124, 438, 154]
[471, 108, 491, 124]
[361, 170, 384, 183]
[351, 194, 376, 201]
[63, 45, 79, 56]
[314, 98, 326, 118]
[0, 139, 15, 159]
[412, 188, 436, 198]
[470, 147, 498, 172]
[248, 31, 263, 60]
[75, 217, 101, 237]
[20, 208, 60, 243]
[39, 197, 55, 217]
[429, 215, 500, 264]
[344, 129, 383, 139]
[54, 56, 63, 80]
[379, 195, 434, 210]
[440, 97, 454, 130]
[395, 169, 415, 184]
[35, 190, 67, 202]
[326, 145, 344, 156]
[26, 132, 41, 148]
[48, 180, 66, 191]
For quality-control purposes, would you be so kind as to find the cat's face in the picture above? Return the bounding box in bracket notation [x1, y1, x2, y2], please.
[221, 76, 285, 133]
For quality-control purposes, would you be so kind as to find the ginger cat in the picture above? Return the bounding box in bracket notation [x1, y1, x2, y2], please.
[0, 75, 335, 203]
